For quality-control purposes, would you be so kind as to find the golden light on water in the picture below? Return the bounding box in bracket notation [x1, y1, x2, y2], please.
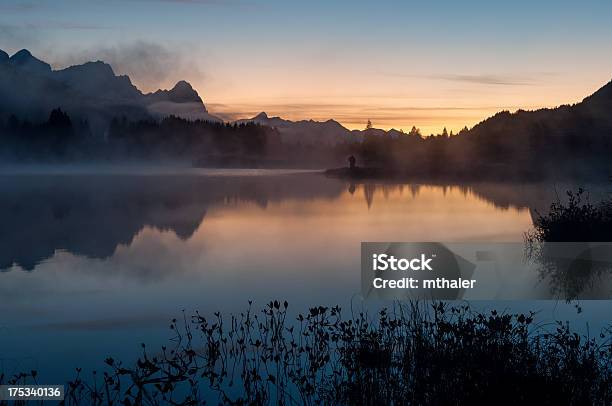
[191, 184, 534, 280]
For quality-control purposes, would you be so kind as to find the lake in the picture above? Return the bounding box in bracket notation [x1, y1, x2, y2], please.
[0, 169, 610, 383]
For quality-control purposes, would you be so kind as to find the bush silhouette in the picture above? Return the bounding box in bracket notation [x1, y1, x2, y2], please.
[2, 301, 610, 405]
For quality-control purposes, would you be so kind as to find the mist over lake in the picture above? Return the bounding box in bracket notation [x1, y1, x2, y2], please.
[0, 168, 610, 384]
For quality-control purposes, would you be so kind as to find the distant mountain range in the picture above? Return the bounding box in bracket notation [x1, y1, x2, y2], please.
[0, 49, 221, 135]
[235, 112, 354, 145]
[1, 48, 612, 147]
[236, 80, 612, 144]
[0, 49, 384, 144]
[234, 113, 414, 145]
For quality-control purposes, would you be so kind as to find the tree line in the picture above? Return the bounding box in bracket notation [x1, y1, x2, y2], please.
[2, 108, 612, 179]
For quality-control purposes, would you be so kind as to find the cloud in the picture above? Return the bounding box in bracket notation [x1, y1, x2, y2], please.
[0, 3, 40, 12]
[384, 71, 556, 86]
[53, 41, 206, 93]
[0, 25, 40, 49]
[37, 21, 109, 30]
[157, 0, 233, 3]
[0, 21, 109, 64]
[0, 21, 109, 31]
[127, 0, 263, 11]
[57, 22, 108, 30]
[131, 0, 253, 6]
[430, 74, 535, 86]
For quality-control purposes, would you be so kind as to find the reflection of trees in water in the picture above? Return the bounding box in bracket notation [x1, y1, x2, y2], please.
[3, 173, 610, 275]
[348, 181, 611, 217]
[363, 184, 375, 209]
[351, 181, 612, 299]
[354, 183, 415, 210]
[348, 183, 356, 195]
[0, 173, 345, 271]
[349, 181, 553, 213]
[523, 188, 612, 300]
[525, 242, 612, 300]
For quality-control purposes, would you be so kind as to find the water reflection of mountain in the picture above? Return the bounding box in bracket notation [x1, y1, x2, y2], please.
[0, 173, 345, 270]
[2, 173, 609, 272]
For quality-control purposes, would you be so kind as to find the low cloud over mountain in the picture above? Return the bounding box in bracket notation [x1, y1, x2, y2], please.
[0, 47, 412, 145]
[0, 48, 220, 134]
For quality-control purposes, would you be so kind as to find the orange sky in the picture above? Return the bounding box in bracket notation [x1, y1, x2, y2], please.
[196, 72, 609, 134]
[4, 0, 611, 134]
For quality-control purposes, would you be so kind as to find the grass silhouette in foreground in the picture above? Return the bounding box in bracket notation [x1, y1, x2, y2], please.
[2, 301, 611, 405]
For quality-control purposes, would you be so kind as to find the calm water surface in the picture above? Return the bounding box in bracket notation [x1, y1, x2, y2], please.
[0, 170, 610, 382]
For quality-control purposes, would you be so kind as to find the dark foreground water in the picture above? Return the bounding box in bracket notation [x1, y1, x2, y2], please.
[0, 168, 610, 383]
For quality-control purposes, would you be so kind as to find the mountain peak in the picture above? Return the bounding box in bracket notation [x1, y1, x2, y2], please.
[12, 49, 33, 59]
[83, 60, 115, 74]
[254, 112, 269, 120]
[146, 80, 220, 120]
[9, 49, 52, 74]
[325, 118, 342, 125]
[0, 50, 220, 130]
[58, 60, 116, 78]
[145, 80, 208, 115]
[172, 80, 193, 91]
[157, 80, 202, 104]
[0, 49, 8, 63]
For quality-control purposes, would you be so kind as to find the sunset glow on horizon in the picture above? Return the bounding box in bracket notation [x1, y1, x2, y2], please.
[2, 0, 611, 133]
